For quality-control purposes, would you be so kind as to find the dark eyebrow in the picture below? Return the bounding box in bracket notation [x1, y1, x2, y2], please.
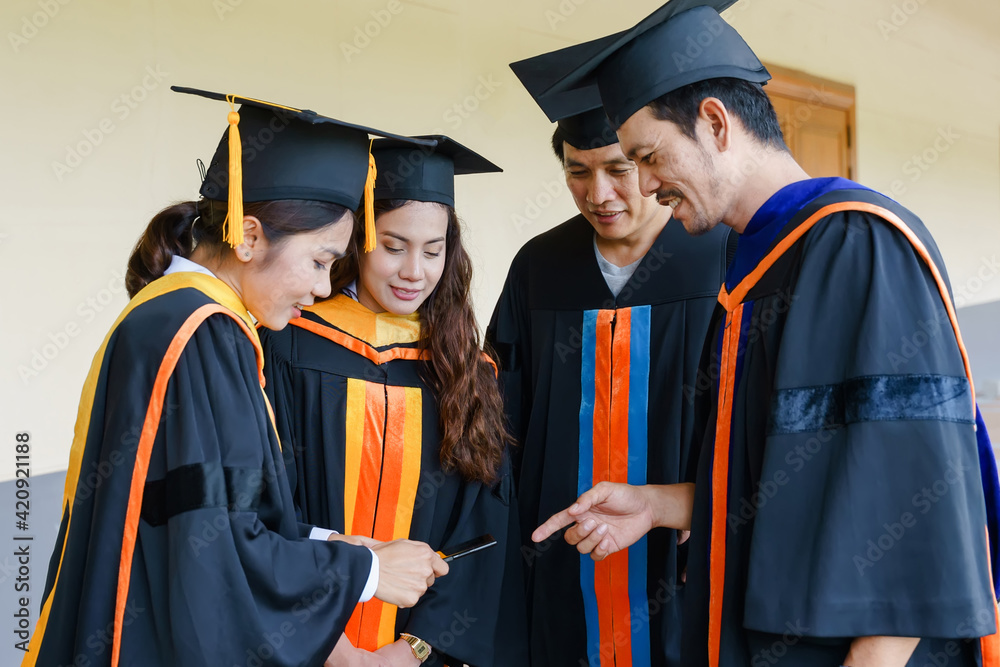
[565, 157, 631, 169]
[624, 143, 652, 160]
[385, 231, 445, 246]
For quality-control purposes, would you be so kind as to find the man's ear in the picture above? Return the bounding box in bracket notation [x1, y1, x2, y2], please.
[699, 97, 732, 153]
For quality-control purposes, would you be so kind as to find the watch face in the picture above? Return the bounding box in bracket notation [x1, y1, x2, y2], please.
[402, 635, 431, 661]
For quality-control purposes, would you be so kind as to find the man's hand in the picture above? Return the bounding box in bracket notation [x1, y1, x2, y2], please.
[372, 539, 449, 608]
[325, 634, 392, 667]
[532, 482, 695, 561]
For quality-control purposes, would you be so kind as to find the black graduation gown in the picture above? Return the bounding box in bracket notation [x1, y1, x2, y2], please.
[24, 272, 372, 667]
[486, 214, 733, 667]
[260, 295, 515, 667]
[682, 186, 1000, 666]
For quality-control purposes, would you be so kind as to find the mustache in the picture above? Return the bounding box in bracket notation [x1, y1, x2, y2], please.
[655, 189, 683, 206]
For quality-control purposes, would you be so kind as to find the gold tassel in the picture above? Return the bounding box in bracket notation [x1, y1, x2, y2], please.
[224, 95, 244, 248]
[363, 142, 377, 252]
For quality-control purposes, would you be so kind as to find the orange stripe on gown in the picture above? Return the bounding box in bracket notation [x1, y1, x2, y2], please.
[590, 311, 614, 665]
[608, 310, 634, 667]
[708, 305, 744, 667]
[345, 382, 386, 645]
[344, 381, 423, 650]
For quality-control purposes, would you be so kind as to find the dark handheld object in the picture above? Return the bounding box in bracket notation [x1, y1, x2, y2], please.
[436, 534, 497, 563]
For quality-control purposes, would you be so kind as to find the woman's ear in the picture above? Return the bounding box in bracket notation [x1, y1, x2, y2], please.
[234, 215, 264, 263]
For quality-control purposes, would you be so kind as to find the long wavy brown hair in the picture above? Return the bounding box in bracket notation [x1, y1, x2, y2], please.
[330, 199, 510, 485]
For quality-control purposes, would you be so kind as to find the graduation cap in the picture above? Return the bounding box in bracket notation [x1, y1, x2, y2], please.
[511, 41, 618, 151]
[514, 0, 770, 130]
[548, 108, 618, 152]
[171, 86, 437, 251]
[371, 135, 502, 208]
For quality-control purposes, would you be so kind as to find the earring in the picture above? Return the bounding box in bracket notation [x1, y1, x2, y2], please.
[244, 251, 250, 258]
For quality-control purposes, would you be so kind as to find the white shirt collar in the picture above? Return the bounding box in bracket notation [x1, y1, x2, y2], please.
[342, 279, 359, 302]
[163, 255, 217, 279]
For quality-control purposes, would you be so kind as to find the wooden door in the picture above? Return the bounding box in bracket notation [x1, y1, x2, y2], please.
[764, 64, 856, 180]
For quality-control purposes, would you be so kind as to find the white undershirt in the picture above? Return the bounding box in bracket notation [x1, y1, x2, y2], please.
[593, 236, 643, 298]
[163, 255, 379, 603]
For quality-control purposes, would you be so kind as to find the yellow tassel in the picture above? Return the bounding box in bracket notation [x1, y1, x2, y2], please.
[363, 143, 377, 253]
[224, 96, 244, 248]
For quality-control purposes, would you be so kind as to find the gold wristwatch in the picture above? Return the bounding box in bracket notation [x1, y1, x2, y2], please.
[399, 633, 431, 663]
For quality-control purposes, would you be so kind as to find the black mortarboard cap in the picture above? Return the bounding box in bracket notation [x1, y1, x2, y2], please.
[371, 135, 501, 208]
[511, 43, 618, 151]
[172, 86, 437, 249]
[519, 1, 770, 130]
[554, 108, 619, 151]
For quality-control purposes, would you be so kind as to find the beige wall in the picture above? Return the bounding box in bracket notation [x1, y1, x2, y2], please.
[2, 0, 998, 480]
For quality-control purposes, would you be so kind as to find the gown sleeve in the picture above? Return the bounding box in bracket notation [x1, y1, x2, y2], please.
[742, 211, 998, 639]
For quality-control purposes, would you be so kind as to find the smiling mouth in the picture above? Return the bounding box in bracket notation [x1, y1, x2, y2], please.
[657, 191, 683, 209]
[391, 287, 421, 300]
[591, 210, 625, 222]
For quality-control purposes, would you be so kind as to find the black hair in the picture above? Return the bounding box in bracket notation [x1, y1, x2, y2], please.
[125, 198, 354, 298]
[551, 126, 567, 163]
[647, 78, 788, 151]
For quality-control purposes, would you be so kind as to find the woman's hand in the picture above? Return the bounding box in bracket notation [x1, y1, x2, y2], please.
[374, 639, 423, 666]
